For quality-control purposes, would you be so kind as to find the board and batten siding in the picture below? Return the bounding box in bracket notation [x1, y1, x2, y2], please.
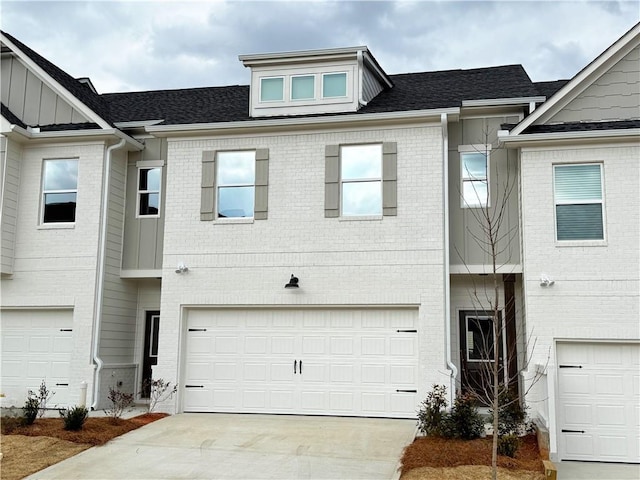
[1, 137, 22, 274]
[550, 46, 640, 123]
[97, 150, 138, 406]
[122, 138, 167, 271]
[362, 66, 385, 103]
[0, 56, 90, 126]
[448, 116, 521, 271]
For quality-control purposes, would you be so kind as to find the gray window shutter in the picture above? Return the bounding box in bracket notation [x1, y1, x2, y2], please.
[325, 145, 340, 218]
[254, 148, 269, 220]
[200, 151, 216, 221]
[382, 142, 397, 216]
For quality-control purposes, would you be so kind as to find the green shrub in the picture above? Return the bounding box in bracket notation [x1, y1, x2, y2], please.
[491, 389, 527, 437]
[417, 384, 448, 436]
[59, 406, 88, 431]
[23, 396, 39, 425]
[447, 393, 484, 440]
[498, 433, 520, 457]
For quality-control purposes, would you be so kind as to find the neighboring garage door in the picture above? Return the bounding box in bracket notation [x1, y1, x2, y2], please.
[0, 309, 73, 408]
[557, 342, 640, 463]
[183, 308, 419, 418]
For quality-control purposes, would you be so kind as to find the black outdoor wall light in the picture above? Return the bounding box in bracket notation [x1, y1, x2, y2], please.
[285, 274, 299, 288]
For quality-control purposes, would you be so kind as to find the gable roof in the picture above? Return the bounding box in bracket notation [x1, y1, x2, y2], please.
[1, 103, 27, 129]
[1, 31, 113, 128]
[102, 64, 539, 126]
[509, 22, 640, 136]
[533, 80, 570, 100]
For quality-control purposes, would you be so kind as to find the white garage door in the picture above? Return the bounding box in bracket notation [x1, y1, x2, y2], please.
[557, 342, 640, 463]
[183, 308, 419, 418]
[1, 309, 73, 408]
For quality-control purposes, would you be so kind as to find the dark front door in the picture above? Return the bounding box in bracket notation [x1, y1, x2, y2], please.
[141, 311, 160, 398]
[459, 310, 503, 401]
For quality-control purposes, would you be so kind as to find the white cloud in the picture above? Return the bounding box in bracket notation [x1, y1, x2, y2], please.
[2, 0, 638, 93]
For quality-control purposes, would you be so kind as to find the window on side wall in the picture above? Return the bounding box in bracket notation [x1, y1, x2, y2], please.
[322, 72, 347, 98]
[260, 77, 284, 102]
[137, 167, 162, 217]
[217, 151, 256, 218]
[460, 145, 490, 208]
[554, 163, 604, 241]
[41, 159, 78, 224]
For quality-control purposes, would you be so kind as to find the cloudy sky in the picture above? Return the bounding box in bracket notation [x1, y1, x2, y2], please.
[2, 1, 638, 94]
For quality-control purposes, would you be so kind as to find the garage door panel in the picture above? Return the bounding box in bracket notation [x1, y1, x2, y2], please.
[183, 308, 419, 418]
[557, 342, 640, 463]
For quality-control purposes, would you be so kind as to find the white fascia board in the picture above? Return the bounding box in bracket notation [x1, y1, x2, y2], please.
[239, 46, 368, 65]
[499, 128, 640, 146]
[114, 119, 165, 129]
[1, 33, 111, 130]
[362, 51, 393, 88]
[146, 108, 460, 136]
[510, 23, 640, 136]
[8, 125, 144, 149]
[462, 97, 546, 107]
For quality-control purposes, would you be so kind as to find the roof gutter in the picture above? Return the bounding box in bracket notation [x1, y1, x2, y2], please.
[146, 108, 460, 136]
[461, 96, 545, 107]
[441, 112, 458, 398]
[5, 125, 143, 149]
[498, 128, 640, 146]
[91, 137, 127, 410]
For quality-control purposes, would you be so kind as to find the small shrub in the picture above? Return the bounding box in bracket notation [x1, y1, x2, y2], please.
[23, 396, 39, 425]
[498, 433, 520, 457]
[494, 390, 527, 437]
[104, 387, 135, 423]
[416, 384, 448, 436]
[34, 380, 55, 418]
[59, 405, 88, 431]
[447, 393, 484, 440]
[144, 378, 177, 413]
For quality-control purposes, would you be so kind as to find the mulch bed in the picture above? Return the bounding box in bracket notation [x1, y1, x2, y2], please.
[3, 413, 168, 445]
[400, 434, 545, 476]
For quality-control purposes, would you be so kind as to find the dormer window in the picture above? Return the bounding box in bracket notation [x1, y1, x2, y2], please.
[322, 72, 347, 98]
[240, 46, 393, 118]
[260, 77, 284, 102]
[291, 75, 315, 100]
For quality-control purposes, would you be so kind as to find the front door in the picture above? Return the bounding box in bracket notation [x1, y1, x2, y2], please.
[141, 311, 160, 398]
[459, 310, 504, 401]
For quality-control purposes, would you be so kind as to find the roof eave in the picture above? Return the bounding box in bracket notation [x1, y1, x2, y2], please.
[499, 127, 640, 146]
[146, 108, 460, 137]
[4, 124, 144, 149]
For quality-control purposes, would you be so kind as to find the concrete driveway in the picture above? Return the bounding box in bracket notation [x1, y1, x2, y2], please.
[26, 413, 416, 479]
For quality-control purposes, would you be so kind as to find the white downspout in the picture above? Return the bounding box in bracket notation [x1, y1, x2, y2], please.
[357, 50, 368, 107]
[441, 113, 458, 398]
[91, 138, 126, 410]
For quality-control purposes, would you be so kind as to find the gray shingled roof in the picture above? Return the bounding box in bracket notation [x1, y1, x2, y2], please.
[534, 80, 570, 100]
[1, 103, 26, 128]
[102, 64, 540, 125]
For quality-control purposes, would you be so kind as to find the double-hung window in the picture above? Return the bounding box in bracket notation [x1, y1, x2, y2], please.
[217, 151, 256, 218]
[460, 145, 490, 208]
[201, 149, 269, 222]
[137, 167, 161, 217]
[41, 159, 78, 224]
[340, 144, 382, 216]
[554, 163, 604, 241]
[324, 142, 397, 218]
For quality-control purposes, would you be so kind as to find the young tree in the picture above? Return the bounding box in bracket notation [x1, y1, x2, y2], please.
[454, 128, 547, 479]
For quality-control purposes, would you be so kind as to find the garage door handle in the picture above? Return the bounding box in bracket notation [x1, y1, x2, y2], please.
[294, 360, 297, 374]
[185, 385, 204, 388]
[56, 383, 69, 386]
[59, 329, 72, 332]
[396, 389, 417, 393]
[397, 329, 417, 333]
[559, 365, 582, 368]
[562, 429, 585, 434]
[188, 328, 207, 332]
[299, 360, 302, 374]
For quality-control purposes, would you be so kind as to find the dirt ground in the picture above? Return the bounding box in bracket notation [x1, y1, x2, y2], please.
[400, 434, 546, 480]
[0, 413, 167, 480]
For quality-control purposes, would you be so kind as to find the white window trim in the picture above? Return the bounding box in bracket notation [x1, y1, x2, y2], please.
[321, 71, 348, 99]
[216, 150, 256, 220]
[339, 144, 383, 217]
[553, 162, 606, 244]
[40, 158, 78, 225]
[136, 163, 163, 219]
[459, 144, 491, 209]
[465, 315, 495, 363]
[259, 76, 285, 103]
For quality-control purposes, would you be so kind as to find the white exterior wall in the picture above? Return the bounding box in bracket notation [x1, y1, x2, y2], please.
[0, 141, 107, 406]
[1, 136, 22, 274]
[519, 142, 640, 457]
[154, 123, 450, 412]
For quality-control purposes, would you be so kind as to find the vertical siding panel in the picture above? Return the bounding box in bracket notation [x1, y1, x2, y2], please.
[8, 59, 27, 119]
[0, 58, 12, 105]
[54, 96, 73, 124]
[39, 84, 57, 125]
[23, 70, 43, 126]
